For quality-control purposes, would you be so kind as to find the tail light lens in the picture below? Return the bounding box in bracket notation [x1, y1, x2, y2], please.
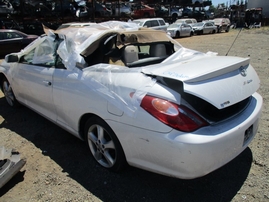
[140, 95, 209, 132]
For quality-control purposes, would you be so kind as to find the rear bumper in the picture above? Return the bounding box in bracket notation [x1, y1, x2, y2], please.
[112, 92, 263, 179]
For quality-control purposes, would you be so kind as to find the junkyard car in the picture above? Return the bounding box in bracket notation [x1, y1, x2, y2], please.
[214, 18, 231, 33]
[167, 23, 193, 38]
[132, 18, 169, 31]
[192, 22, 217, 35]
[0, 21, 263, 179]
[0, 29, 38, 56]
[175, 18, 197, 26]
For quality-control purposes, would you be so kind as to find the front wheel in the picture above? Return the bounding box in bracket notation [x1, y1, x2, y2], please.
[175, 31, 180, 38]
[190, 31, 194, 37]
[1, 78, 19, 107]
[84, 117, 126, 172]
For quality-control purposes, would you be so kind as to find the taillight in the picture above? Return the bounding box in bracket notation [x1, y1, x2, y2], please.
[140, 95, 208, 132]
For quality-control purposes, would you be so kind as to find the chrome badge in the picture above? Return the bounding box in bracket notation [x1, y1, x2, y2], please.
[239, 66, 247, 77]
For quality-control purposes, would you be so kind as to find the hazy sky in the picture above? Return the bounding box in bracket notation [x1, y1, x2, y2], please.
[211, 0, 226, 6]
[212, 0, 246, 6]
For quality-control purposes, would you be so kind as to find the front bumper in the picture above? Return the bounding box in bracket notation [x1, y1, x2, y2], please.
[193, 29, 202, 34]
[167, 30, 176, 37]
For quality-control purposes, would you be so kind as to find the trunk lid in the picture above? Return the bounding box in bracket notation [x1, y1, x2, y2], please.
[142, 55, 260, 109]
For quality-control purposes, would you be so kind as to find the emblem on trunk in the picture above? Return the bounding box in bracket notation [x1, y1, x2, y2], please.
[239, 66, 247, 77]
[221, 101, 230, 108]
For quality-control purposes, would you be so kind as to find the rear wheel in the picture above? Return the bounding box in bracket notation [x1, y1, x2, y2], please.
[84, 117, 126, 172]
[1, 78, 19, 107]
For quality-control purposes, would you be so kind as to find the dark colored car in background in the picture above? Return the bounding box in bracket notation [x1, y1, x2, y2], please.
[132, 4, 155, 18]
[0, 29, 38, 57]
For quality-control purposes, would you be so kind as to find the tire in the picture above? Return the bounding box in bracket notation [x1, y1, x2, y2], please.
[171, 13, 178, 19]
[225, 26, 230, 32]
[175, 31, 180, 38]
[212, 30, 216, 34]
[1, 78, 19, 107]
[84, 117, 126, 172]
[190, 31, 193, 37]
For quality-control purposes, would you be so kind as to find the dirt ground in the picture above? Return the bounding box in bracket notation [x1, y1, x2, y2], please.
[0, 27, 268, 202]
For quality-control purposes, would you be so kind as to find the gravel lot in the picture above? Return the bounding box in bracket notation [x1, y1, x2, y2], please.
[0, 27, 268, 202]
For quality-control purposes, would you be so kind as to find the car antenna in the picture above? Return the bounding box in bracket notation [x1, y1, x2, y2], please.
[225, 28, 243, 56]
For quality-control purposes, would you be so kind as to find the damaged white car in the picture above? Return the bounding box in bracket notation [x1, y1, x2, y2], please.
[0, 21, 263, 179]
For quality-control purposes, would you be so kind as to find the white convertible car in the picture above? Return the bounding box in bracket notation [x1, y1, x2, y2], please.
[0, 21, 263, 179]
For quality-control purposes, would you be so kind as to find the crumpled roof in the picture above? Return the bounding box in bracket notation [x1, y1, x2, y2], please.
[40, 21, 180, 70]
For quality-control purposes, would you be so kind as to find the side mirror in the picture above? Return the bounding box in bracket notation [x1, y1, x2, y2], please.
[5, 55, 19, 63]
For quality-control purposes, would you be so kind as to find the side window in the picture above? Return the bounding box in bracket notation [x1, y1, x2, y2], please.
[55, 55, 65, 69]
[9, 32, 22, 39]
[144, 21, 151, 27]
[158, 20, 165, 25]
[2, 32, 10, 39]
[2, 32, 22, 39]
[21, 48, 35, 64]
[151, 20, 159, 27]
[21, 38, 57, 67]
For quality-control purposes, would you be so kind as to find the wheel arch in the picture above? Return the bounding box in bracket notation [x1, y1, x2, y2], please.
[0, 73, 7, 92]
[81, 113, 128, 171]
[79, 113, 99, 140]
[79, 113, 118, 142]
[190, 31, 194, 36]
[171, 13, 178, 18]
[175, 30, 180, 38]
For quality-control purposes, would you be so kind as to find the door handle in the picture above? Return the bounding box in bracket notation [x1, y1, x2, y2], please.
[43, 81, 52, 86]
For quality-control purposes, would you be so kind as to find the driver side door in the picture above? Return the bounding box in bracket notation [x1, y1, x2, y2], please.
[13, 38, 57, 121]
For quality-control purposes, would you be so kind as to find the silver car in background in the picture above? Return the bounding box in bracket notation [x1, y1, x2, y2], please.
[167, 23, 193, 38]
[132, 18, 169, 31]
[192, 22, 217, 35]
